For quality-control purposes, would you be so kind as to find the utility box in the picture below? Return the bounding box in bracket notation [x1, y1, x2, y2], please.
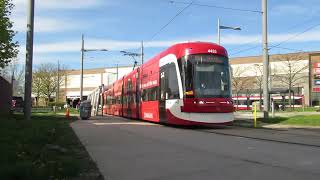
[79, 101, 92, 120]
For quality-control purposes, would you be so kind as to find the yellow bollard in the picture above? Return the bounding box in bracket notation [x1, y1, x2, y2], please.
[253, 102, 257, 128]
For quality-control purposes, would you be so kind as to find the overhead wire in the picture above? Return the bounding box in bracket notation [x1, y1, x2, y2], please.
[269, 46, 304, 53]
[169, 1, 262, 14]
[270, 22, 320, 49]
[148, 0, 261, 42]
[230, 45, 260, 56]
[229, 18, 318, 56]
[149, 1, 195, 41]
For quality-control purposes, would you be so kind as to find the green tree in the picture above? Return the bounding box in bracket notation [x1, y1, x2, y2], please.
[0, 0, 19, 69]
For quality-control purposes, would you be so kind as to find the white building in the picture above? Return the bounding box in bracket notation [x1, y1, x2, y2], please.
[60, 66, 134, 106]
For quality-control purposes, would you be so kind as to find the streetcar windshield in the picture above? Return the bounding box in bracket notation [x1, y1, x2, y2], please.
[180, 54, 230, 98]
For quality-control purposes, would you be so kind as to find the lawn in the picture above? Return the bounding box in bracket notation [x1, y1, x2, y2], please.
[0, 113, 102, 180]
[277, 107, 320, 112]
[262, 115, 320, 126]
[236, 106, 320, 113]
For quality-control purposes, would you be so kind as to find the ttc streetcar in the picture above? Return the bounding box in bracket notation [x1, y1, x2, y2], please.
[103, 42, 234, 125]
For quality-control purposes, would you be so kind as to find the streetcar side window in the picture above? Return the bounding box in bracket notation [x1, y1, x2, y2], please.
[142, 87, 158, 101]
[149, 87, 158, 101]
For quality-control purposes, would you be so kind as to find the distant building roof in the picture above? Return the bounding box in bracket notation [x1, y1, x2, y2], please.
[65, 65, 135, 75]
[230, 51, 320, 65]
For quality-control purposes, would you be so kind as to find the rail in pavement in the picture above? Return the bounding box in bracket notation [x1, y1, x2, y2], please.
[81, 115, 320, 147]
[201, 126, 320, 147]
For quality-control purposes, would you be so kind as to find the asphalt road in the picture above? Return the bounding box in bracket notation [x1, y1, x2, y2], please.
[72, 116, 320, 180]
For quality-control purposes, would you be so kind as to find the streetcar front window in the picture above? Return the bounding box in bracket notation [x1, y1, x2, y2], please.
[180, 54, 230, 98]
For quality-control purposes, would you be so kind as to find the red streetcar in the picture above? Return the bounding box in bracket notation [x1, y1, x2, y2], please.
[103, 42, 234, 125]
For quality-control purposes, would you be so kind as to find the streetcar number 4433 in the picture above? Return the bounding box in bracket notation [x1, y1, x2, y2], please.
[208, 49, 217, 53]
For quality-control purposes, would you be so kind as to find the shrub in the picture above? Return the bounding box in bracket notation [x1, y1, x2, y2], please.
[48, 102, 65, 108]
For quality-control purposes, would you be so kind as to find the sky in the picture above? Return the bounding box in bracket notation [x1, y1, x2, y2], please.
[10, 0, 320, 70]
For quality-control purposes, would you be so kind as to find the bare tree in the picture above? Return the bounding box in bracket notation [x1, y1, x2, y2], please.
[272, 53, 308, 109]
[32, 70, 43, 106]
[32, 63, 66, 106]
[251, 64, 263, 110]
[0, 59, 25, 97]
[12, 65, 25, 97]
[231, 66, 256, 110]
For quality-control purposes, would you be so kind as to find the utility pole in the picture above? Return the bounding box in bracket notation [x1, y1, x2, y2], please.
[80, 35, 107, 101]
[11, 70, 15, 97]
[262, 0, 269, 119]
[24, 0, 35, 120]
[141, 41, 144, 65]
[217, 18, 221, 45]
[116, 63, 119, 80]
[80, 34, 84, 101]
[56, 60, 60, 102]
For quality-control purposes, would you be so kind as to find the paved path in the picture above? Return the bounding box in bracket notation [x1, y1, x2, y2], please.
[72, 116, 320, 180]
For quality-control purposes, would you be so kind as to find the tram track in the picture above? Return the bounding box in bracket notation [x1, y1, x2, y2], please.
[192, 126, 320, 148]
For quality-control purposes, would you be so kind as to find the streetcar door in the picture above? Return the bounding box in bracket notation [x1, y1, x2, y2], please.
[159, 66, 167, 123]
[135, 71, 140, 119]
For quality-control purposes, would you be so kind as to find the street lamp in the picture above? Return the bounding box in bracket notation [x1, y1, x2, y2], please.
[84, 49, 109, 52]
[217, 18, 241, 45]
[80, 34, 108, 102]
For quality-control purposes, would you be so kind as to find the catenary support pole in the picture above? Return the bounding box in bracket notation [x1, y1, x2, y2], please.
[24, 0, 35, 120]
[141, 41, 144, 65]
[57, 60, 60, 102]
[80, 34, 84, 101]
[217, 18, 221, 45]
[116, 63, 118, 80]
[262, 0, 269, 119]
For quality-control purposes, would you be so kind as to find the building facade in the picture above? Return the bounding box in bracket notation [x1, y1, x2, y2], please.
[230, 51, 320, 106]
[59, 66, 134, 107]
[58, 51, 320, 107]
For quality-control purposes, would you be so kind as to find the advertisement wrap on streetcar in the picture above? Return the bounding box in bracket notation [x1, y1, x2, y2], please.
[103, 42, 234, 125]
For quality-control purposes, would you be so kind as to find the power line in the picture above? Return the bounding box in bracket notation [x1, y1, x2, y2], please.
[269, 46, 304, 52]
[279, 17, 315, 34]
[270, 23, 320, 49]
[227, 39, 260, 52]
[149, 1, 194, 41]
[169, 0, 262, 14]
[230, 45, 260, 56]
[229, 19, 318, 56]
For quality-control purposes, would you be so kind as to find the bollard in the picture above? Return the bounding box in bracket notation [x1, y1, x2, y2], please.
[65, 107, 70, 119]
[253, 102, 257, 128]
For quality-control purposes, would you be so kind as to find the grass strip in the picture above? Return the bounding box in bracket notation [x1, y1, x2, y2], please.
[261, 115, 320, 126]
[0, 113, 102, 180]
